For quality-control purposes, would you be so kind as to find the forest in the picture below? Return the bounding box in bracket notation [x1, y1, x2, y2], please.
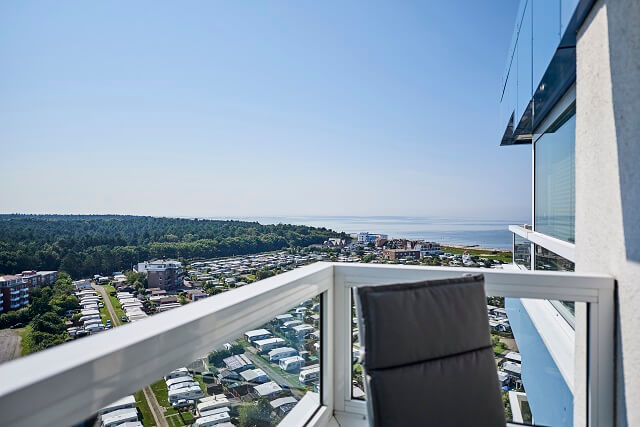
[0, 215, 344, 278]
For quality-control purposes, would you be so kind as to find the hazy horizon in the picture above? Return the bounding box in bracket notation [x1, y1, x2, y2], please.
[0, 212, 527, 222]
[1, 1, 529, 219]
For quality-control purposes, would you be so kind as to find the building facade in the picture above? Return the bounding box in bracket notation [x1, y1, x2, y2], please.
[417, 242, 442, 257]
[499, 0, 639, 425]
[356, 233, 388, 244]
[382, 249, 420, 260]
[0, 270, 57, 313]
[137, 260, 184, 291]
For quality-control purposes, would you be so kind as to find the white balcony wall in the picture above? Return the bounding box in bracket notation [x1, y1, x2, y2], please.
[576, 1, 640, 425]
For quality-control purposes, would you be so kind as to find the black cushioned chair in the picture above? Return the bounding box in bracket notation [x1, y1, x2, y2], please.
[354, 273, 506, 427]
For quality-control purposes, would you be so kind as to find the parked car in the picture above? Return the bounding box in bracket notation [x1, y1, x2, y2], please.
[121, 316, 128, 322]
[172, 399, 194, 409]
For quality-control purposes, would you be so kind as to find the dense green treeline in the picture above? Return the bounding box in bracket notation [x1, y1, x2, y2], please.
[0, 215, 344, 278]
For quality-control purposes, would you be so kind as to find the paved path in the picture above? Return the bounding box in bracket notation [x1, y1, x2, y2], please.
[94, 285, 167, 426]
[143, 386, 168, 427]
[92, 284, 120, 326]
[0, 329, 23, 364]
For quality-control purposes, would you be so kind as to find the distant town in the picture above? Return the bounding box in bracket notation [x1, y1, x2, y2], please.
[0, 232, 520, 426]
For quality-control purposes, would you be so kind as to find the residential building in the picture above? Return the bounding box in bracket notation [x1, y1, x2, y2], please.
[137, 260, 183, 290]
[0, 275, 28, 313]
[0, 270, 58, 313]
[356, 233, 388, 244]
[382, 249, 420, 260]
[499, 0, 639, 425]
[416, 241, 442, 256]
[20, 270, 57, 287]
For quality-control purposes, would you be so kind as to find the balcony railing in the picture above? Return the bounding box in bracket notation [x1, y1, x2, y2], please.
[0, 262, 614, 427]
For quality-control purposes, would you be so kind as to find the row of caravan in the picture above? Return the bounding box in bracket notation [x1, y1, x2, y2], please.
[98, 395, 142, 427]
[164, 368, 205, 404]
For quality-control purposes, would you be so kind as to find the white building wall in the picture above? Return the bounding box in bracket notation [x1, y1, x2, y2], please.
[575, 1, 640, 425]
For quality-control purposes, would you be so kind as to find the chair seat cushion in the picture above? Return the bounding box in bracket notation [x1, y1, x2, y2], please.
[366, 346, 504, 427]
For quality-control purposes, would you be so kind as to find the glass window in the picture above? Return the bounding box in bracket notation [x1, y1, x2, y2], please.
[534, 244, 575, 325]
[351, 292, 365, 400]
[121, 295, 322, 427]
[561, 0, 579, 35]
[516, 0, 533, 125]
[535, 110, 575, 243]
[532, 0, 560, 91]
[534, 245, 574, 272]
[514, 235, 532, 270]
[506, 297, 577, 426]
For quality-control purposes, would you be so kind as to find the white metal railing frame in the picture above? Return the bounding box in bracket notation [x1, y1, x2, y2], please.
[331, 263, 613, 427]
[510, 224, 576, 263]
[0, 262, 613, 427]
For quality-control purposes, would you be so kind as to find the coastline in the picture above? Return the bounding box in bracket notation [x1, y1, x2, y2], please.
[217, 216, 522, 251]
[440, 243, 511, 253]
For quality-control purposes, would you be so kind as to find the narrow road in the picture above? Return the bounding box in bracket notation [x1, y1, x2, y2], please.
[94, 284, 167, 426]
[92, 284, 120, 326]
[143, 386, 168, 427]
[0, 329, 23, 364]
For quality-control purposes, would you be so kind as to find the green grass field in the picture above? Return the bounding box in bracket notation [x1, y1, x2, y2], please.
[99, 305, 114, 325]
[150, 379, 183, 420]
[103, 284, 127, 319]
[440, 245, 513, 263]
[134, 390, 156, 427]
[150, 379, 170, 407]
[15, 326, 30, 356]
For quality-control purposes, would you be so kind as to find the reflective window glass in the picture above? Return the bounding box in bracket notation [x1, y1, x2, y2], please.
[535, 112, 575, 243]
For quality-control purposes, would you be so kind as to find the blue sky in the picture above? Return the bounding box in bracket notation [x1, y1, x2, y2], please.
[0, 1, 529, 220]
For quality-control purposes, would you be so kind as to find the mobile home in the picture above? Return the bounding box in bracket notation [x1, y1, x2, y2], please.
[244, 329, 272, 343]
[268, 347, 297, 362]
[279, 356, 304, 372]
[298, 365, 320, 384]
[168, 385, 204, 404]
[194, 412, 231, 427]
[165, 376, 195, 388]
[164, 368, 189, 381]
[254, 337, 285, 353]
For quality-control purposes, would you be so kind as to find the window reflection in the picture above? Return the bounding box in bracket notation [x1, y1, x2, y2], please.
[514, 235, 532, 270]
[535, 112, 575, 243]
[534, 244, 575, 324]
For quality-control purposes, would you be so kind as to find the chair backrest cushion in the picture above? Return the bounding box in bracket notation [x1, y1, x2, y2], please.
[355, 273, 506, 427]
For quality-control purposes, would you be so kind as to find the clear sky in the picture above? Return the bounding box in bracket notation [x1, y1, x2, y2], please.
[0, 1, 529, 220]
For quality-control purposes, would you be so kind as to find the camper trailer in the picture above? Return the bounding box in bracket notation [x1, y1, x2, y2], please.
[254, 337, 286, 353]
[279, 356, 304, 372]
[168, 386, 204, 404]
[268, 347, 297, 362]
[298, 365, 320, 384]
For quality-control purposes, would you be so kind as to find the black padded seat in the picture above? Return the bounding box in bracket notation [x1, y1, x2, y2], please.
[355, 274, 505, 427]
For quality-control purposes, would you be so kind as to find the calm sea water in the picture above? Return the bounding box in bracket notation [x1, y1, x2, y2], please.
[208, 216, 526, 250]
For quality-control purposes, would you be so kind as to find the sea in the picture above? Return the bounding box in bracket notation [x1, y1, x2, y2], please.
[207, 216, 526, 250]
